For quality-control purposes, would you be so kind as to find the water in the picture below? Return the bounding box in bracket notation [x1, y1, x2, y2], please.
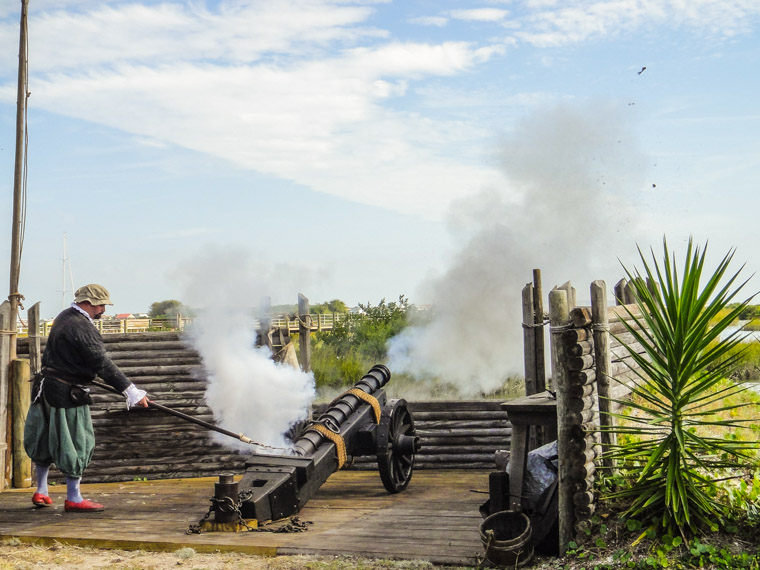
[720, 323, 760, 343]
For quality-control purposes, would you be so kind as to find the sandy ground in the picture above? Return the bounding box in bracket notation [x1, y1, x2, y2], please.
[0, 540, 452, 570]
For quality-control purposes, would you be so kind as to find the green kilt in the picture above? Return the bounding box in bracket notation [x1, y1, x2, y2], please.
[24, 397, 95, 478]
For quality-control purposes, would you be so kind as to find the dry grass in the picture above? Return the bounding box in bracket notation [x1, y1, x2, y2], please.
[0, 540, 467, 570]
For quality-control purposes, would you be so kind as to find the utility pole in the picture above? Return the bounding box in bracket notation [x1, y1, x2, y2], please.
[9, 0, 30, 359]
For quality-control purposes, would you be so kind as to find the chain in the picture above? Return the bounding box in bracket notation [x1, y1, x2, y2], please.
[186, 501, 215, 534]
[187, 491, 311, 534]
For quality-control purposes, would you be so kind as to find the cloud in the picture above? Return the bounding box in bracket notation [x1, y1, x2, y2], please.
[409, 15, 448, 27]
[31, 2, 382, 72]
[514, 0, 760, 47]
[2, 0, 758, 223]
[7, 24, 505, 218]
[450, 8, 510, 22]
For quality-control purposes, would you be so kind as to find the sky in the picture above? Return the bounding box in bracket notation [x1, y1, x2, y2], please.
[1, 0, 759, 326]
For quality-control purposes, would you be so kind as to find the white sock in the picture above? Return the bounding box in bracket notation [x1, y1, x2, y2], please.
[35, 464, 50, 496]
[65, 476, 83, 503]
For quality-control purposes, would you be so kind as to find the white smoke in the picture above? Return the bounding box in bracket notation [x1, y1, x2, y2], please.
[175, 245, 317, 452]
[388, 101, 646, 397]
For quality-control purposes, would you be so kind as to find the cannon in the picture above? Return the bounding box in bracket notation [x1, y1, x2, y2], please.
[213, 364, 420, 526]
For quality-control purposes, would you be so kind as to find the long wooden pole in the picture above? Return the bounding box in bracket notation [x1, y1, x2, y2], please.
[298, 293, 311, 372]
[549, 287, 572, 553]
[521, 282, 537, 395]
[9, 0, 30, 360]
[532, 269, 546, 393]
[91, 381, 258, 445]
[591, 280, 615, 469]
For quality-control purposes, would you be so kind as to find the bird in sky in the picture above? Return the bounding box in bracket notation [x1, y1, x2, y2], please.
[638, 66, 647, 75]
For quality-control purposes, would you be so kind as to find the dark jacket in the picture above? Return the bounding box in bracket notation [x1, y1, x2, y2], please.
[41, 307, 130, 407]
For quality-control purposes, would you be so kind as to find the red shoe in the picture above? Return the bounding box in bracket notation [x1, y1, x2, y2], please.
[64, 499, 104, 512]
[32, 493, 53, 507]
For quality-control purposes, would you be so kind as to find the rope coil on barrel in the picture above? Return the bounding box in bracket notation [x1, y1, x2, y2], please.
[307, 423, 348, 468]
[346, 388, 381, 423]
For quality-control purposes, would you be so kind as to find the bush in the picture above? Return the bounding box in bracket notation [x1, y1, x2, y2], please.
[606, 237, 760, 536]
[310, 296, 411, 391]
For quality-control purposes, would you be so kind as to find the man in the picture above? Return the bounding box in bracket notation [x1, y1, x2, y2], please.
[24, 284, 150, 512]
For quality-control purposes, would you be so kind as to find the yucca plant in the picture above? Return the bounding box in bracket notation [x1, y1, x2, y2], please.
[606, 237, 759, 537]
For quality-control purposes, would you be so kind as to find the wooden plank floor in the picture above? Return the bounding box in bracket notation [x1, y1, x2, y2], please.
[0, 470, 490, 566]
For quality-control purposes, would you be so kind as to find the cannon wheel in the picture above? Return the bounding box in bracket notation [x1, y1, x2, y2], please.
[376, 398, 417, 493]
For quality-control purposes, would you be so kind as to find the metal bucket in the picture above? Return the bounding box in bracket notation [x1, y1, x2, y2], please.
[479, 510, 534, 567]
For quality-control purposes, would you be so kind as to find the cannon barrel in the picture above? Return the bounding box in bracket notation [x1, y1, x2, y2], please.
[293, 363, 391, 456]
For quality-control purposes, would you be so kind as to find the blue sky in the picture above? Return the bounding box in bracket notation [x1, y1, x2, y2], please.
[1, 0, 759, 321]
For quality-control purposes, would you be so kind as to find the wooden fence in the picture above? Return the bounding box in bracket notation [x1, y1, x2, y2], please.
[15, 313, 345, 337]
[523, 276, 647, 553]
[13, 332, 511, 485]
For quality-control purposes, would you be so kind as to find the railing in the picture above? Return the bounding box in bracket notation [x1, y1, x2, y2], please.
[257, 312, 347, 333]
[16, 313, 348, 337]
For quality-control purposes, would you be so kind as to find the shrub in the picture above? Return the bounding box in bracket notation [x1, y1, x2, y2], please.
[606, 237, 759, 537]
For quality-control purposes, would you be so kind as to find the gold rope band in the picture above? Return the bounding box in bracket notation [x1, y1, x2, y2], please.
[346, 388, 381, 424]
[307, 423, 347, 469]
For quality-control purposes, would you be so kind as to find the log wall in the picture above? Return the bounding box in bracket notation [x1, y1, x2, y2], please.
[548, 277, 649, 551]
[16, 333, 510, 483]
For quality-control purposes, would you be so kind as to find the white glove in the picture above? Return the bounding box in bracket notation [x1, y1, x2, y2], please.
[123, 383, 147, 410]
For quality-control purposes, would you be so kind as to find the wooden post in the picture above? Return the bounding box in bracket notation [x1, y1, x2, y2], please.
[522, 283, 537, 396]
[613, 278, 626, 305]
[591, 281, 615, 469]
[549, 287, 573, 553]
[615, 278, 636, 305]
[8, 1, 30, 362]
[533, 269, 546, 394]
[0, 301, 11, 490]
[27, 303, 41, 375]
[258, 297, 272, 350]
[558, 281, 576, 311]
[11, 358, 31, 488]
[298, 293, 312, 372]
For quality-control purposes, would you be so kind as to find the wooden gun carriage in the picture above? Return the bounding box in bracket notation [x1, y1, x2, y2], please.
[210, 364, 420, 526]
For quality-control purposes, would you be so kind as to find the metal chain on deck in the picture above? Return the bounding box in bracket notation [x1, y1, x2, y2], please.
[187, 490, 311, 534]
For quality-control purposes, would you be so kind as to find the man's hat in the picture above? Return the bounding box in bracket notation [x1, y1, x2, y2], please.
[74, 284, 113, 306]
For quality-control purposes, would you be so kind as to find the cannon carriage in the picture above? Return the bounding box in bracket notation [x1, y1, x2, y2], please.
[210, 364, 420, 527]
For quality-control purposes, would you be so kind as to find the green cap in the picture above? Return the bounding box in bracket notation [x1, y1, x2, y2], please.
[74, 284, 113, 306]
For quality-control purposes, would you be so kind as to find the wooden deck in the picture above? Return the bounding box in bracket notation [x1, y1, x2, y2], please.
[0, 470, 489, 566]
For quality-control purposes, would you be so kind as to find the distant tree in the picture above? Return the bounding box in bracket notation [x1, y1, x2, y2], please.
[318, 295, 410, 362]
[149, 299, 187, 318]
[354, 296, 410, 361]
[312, 295, 411, 388]
[310, 299, 349, 314]
[327, 299, 348, 313]
[739, 304, 760, 321]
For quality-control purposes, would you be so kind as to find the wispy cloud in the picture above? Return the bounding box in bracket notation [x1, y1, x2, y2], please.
[1, 2, 506, 218]
[409, 15, 448, 27]
[1, 0, 758, 221]
[514, 0, 760, 47]
[449, 8, 510, 22]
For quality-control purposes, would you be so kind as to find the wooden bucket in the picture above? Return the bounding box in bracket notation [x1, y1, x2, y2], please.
[479, 510, 534, 567]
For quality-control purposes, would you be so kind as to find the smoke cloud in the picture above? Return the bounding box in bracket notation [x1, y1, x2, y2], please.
[175, 245, 317, 452]
[388, 101, 646, 397]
